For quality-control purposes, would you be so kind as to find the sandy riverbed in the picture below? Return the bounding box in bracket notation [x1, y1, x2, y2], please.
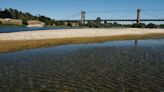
[0, 28, 164, 52]
[0, 28, 164, 41]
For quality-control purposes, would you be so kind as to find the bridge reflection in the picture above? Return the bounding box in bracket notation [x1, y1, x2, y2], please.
[135, 40, 138, 46]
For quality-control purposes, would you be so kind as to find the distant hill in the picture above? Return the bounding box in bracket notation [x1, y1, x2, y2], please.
[0, 8, 37, 20]
[0, 8, 56, 25]
[0, 9, 12, 19]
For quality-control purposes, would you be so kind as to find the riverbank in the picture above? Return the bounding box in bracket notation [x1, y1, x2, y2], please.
[0, 28, 164, 53]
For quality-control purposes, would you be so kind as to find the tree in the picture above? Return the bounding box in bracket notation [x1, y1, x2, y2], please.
[146, 23, 157, 28]
[104, 20, 107, 24]
[37, 15, 55, 26]
[0, 8, 57, 26]
[96, 17, 101, 27]
[138, 23, 146, 28]
[67, 22, 72, 27]
[88, 21, 99, 28]
[22, 19, 28, 25]
[113, 22, 121, 27]
[159, 24, 164, 28]
[96, 17, 101, 23]
[131, 23, 146, 28]
[0, 9, 12, 18]
[55, 21, 64, 26]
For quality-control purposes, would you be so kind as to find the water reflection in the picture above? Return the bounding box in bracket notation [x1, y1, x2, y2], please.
[135, 40, 138, 45]
[0, 39, 164, 92]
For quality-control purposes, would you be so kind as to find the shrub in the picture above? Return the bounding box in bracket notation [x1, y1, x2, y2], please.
[159, 24, 164, 28]
[22, 19, 28, 25]
[131, 23, 146, 28]
[0, 21, 2, 24]
[146, 23, 157, 28]
[67, 22, 72, 27]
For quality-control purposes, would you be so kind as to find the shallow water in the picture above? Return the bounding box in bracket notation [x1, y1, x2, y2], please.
[0, 27, 74, 33]
[0, 39, 164, 92]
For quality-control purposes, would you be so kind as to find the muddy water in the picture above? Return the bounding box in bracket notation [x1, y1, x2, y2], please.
[0, 39, 164, 92]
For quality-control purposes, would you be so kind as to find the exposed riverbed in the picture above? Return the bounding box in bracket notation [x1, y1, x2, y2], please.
[0, 39, 164, 92]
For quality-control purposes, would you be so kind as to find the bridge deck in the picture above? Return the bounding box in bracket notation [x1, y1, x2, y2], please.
[56, 19, 164, 22]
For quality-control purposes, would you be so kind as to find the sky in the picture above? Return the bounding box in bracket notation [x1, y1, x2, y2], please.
[0, 0, 164, 20]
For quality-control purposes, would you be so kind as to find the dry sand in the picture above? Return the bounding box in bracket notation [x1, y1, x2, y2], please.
[0, 28, 164, 41]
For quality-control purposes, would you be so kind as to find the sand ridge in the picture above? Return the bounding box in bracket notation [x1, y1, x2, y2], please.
[0, 28, 164, 41]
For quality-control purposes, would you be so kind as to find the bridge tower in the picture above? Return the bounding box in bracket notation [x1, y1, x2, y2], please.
[81, 11, 86, 24]
[137, 9, 141, 24]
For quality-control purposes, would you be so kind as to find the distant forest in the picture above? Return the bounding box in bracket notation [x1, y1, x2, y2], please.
[0, 8, 57, 25]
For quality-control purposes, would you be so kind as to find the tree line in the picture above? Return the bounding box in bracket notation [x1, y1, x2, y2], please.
[80, 17, 164, 28]
[0, 8, 59, 26]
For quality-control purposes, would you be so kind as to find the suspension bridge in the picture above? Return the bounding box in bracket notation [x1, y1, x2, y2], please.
[56, 9, 164, 25]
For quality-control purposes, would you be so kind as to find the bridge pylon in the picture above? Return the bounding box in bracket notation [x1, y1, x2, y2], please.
[81, 11, 86, 24]
[137, 9, 141, 24]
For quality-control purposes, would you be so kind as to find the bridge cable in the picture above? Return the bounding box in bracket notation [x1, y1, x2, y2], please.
[142, 12, 164, 19]
[62, 12, 80, 20]
[142, 9, 164, 12]
[86, 9, 135, 13]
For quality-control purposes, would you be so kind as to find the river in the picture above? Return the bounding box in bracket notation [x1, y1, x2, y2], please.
[0, 27, 74, 33]
[0, 39, 164, 92]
